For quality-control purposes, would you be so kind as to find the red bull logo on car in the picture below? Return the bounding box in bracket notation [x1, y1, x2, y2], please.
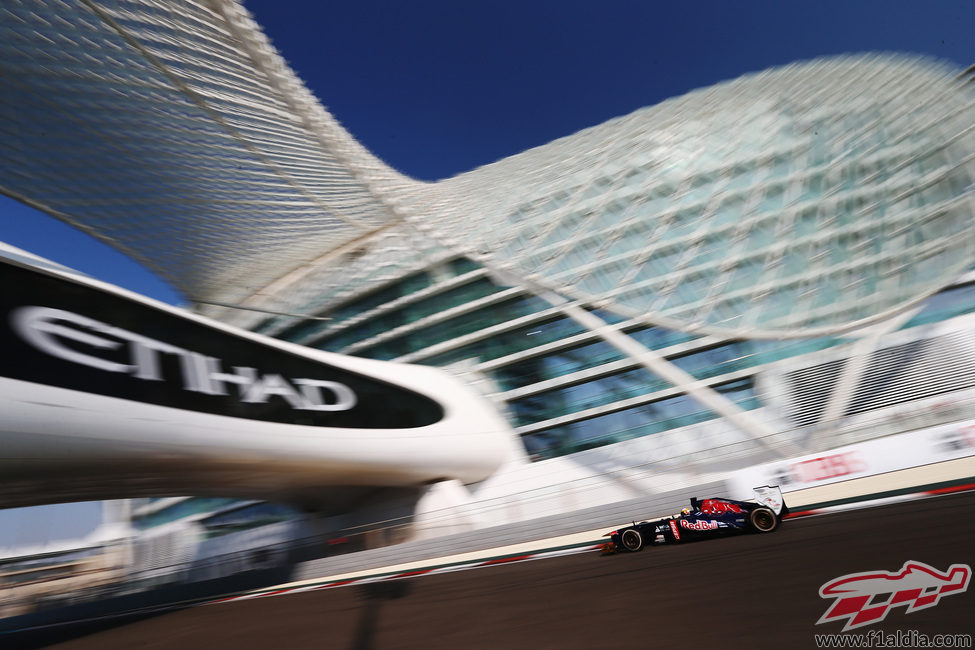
[679, 519, 718, 531]
[817, 561, 971, 631]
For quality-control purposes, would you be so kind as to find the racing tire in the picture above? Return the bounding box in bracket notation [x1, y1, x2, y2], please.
[749, 506, 778, 533]
[619, 528, 644, 552]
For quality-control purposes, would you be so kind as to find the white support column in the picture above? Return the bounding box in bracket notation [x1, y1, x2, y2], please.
[806, 306, 923, 452]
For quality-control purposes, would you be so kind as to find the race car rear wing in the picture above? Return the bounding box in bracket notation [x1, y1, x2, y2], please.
[752, 485, 786, 515]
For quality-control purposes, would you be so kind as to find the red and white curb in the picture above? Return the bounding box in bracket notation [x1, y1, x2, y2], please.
[204, 544, 604, 606]
[784, 480, 975, 519]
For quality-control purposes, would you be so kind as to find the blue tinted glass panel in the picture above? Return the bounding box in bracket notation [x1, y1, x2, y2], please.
[521, 378, 757, 459]
[356, 295, 553, 360]
[132, 497, 241, 529]
[310, 277, 504, 352]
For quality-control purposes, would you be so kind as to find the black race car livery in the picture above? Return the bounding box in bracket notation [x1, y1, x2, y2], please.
[604, 486, 788, 553]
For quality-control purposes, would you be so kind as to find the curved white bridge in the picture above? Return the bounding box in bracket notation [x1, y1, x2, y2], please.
[0, 249, 519, 510]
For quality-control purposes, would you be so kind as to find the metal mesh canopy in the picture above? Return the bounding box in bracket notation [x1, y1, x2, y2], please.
[0, 0, 421, 307]
[2, 2, 975, 339]
[423, 55, 975, 338]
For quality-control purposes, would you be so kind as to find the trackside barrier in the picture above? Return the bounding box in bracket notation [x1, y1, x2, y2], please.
[407, 392, 975, 541]
[10, 479, 975, 630]
[228, 477, 975, 602]
[292, 481, 725, 582]
[7, 468, 975, 626]
[727, 418, 975, 501]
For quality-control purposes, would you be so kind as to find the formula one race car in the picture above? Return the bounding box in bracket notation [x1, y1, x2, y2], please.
[603, 486, 788, 553]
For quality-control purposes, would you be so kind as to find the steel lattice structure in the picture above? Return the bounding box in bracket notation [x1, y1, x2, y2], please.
[430, 55, 975, 338]
[2, 1, 975, 340]
[0, 0, 420, 310]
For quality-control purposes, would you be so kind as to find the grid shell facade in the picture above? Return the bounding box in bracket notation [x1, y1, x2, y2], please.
[226, 55, 975, 341]
[4, 1, 975, 459]
[0, 0, 419, 308]
[430, 56, 975, 339]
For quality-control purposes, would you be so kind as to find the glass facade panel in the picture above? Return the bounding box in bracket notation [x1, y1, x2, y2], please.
[132, 497, 241, 530]
[670, 342, 750, 379]
[324, 271, 432, 327]
[450, 257, 481, 275]
[496, 341, 625, 391]
[200, 502, 300, 539]
[522, 378, 758, 459]
[308, 277, 502, 351]
[506, 342, 755, 428]
[354, 295, 552, 360]
[420, 315, 582, 368]
[275, 316, 332, 344]
[738, 337, 841, 367]
[626, 326, 697, 350]
[899, 282, 975, 330]
[509, 366, 666, 427]
[258, 241, 975, 464]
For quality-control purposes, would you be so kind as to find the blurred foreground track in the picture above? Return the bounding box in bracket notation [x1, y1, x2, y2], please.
[24, 492, 975, 649]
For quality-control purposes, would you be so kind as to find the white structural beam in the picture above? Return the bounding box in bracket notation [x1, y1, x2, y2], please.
[805, 306, 925, 452]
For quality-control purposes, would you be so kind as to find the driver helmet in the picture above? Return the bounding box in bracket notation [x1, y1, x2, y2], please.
[680, 507, 692, 516]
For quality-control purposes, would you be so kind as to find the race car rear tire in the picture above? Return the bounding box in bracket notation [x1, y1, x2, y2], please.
[749, 506, 778, 533]
[619, 529, 644, 552]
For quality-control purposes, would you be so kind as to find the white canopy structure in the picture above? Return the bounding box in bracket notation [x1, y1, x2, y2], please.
[0, 0, 421, 310]
[2, 2, 974, 341]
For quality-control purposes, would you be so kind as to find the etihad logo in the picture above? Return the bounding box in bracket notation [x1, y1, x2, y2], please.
[817, 561, 971, 631]
[12, 306, 357, 412]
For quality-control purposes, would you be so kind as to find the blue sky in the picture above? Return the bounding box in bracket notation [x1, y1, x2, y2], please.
[1, 1, 973, 548]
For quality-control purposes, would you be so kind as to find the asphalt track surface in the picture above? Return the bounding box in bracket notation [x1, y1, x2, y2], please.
[31, 491, 975, 649]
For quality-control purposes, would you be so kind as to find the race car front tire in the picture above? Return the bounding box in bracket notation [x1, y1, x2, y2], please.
[619, 529, 644, 552]
[749, 506, 778, 533]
